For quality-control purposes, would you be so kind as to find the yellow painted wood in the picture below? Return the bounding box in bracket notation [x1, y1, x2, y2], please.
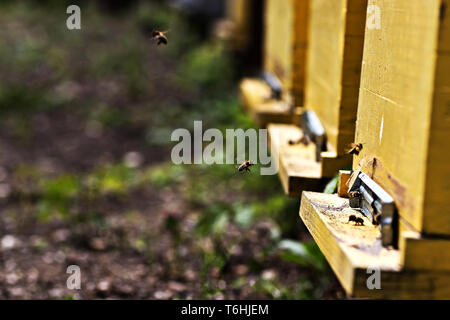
[352, 269, 450, 299]
[239, 79, 294, 127]
[264, 0, 309, 107]
[264, 0, 294, 91]
[305, 0, 367, 156]
[423, 0, 450, 234]
[321, 151, 352, 178]
[292, 0, 309, 107]
[267, 124, 327, 197]
[226, 0, 252, 50]
[239, 78, 272, 109]
[300, 192, 450, 299]
[338, 170, 352, 197]
[399, 231, 450, 272]
[267, 124, 351, 193]
[354, 0, 450, 235]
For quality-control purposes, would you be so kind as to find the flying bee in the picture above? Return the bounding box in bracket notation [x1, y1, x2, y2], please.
[348, 143, 364, 155]
[288, 134, 311, 146]
[238, 160, 254, 172]
[348, 215, 364, 226]
[152, 29, 169, 45]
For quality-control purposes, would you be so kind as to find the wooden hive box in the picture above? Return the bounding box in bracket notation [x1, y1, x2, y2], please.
[226, 0, 263, 71]
[239, 0, 310, 127]
[226, 0, 250, 50]
[269, 0, 367, 197]
[300, 0, 450, 299]
[264, 0, 309, 107]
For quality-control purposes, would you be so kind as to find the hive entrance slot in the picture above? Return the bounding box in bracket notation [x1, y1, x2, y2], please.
[300, 110, 327, 162]
[348, 171, 398, 248]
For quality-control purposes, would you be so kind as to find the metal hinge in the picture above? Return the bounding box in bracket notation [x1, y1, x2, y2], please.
[348, 172, 398, 248]
[300, 110, 327, 162]
[260, 71, 283, 100]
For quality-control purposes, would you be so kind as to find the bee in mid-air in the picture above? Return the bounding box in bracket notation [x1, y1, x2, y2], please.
[348, 215, 364, 226]
[288, 134, 311, 146]
[238, 160, 254, 172]
[152, 29, 169, 45]
[348, 143, 364, 155]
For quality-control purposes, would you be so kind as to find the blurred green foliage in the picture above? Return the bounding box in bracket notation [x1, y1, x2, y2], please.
[37, 175, 79, 221]
[179, 43, 234, 94]
[278, 240, 326, 271]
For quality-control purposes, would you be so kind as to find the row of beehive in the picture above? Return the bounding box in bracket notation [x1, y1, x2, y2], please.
[228, 0, 450, 299]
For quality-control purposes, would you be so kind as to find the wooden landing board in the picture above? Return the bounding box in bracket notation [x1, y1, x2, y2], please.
[300, 192, 450, 299]
[239, 78, 294, 127]
[268, 124, 326, 197]
[268, 124, 351, 196]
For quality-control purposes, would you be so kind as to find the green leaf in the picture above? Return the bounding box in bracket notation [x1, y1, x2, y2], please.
[278, 240, 326, 270]
[324, 174, 339, 194]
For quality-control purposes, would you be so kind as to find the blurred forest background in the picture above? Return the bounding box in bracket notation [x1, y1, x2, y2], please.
[0, 0, 343, 299]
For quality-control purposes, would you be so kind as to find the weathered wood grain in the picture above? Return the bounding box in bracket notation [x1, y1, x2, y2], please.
[264, 0, 309, 107]
[305, 0, 367, 156]
[338, 170, 352, 197]
[268, 124, 351, 196]
[400, 230, 450, 271]
[239, 79, 294, 127]
[354, 0, 450, 235]
[226, 0, 251, 50]
[300, 192, 450, 299]
[268, 124, 327, 197]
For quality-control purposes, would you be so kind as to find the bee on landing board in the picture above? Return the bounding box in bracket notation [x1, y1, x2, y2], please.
[238, 160, 254, 172]
[348, 143, 364, 155]
[152, 30, 169, 45]
[288, 134, 311, 146]
[348, 215, 364, 226]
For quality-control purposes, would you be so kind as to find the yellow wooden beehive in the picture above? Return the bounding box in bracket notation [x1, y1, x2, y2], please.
[239, 0, 310, 127]
[226, 0, 254, 49]
[354, 0, 450, 237]
[226, 0, 252, 50]
[300, 0, 450, 299]
[268, 0, 368, 196]
[304, 0, 367, 157]
[226, 0, 264, 71]
[264, 0, 309, 107]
